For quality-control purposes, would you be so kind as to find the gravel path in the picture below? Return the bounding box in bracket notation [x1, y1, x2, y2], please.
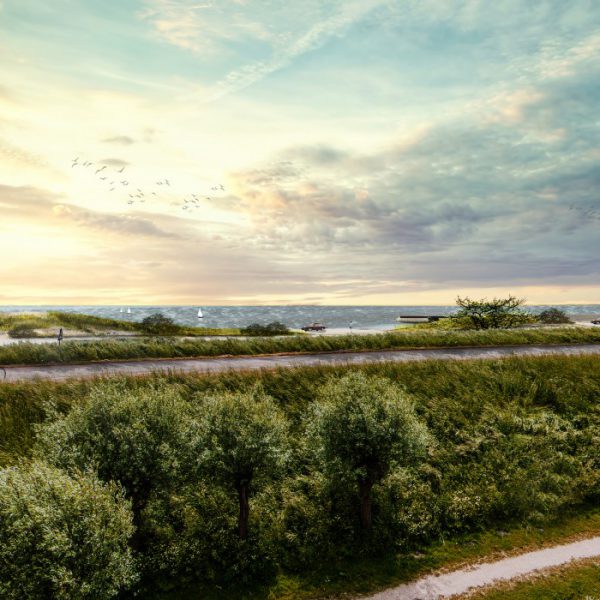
[1, 343, 599, 383]
[361, 536, 600, 599]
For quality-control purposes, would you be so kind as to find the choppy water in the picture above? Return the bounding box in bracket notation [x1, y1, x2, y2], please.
[1, 305, 599, 330]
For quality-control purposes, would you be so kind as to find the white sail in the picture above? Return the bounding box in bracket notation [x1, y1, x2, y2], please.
[197, 308, 203, 318]
[119, 308, 124, 313]
[126, 307, 131, 314]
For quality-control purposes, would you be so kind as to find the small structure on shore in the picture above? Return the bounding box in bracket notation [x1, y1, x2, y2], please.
[396, 315, 448, 324]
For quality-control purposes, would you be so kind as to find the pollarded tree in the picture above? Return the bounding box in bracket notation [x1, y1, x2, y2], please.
[0, 461, 136, 600]
[310, 372, 430, 530]
[35, 382, 195, 526]
[194, 389, 288, 539]
[454, 295, 531, 329]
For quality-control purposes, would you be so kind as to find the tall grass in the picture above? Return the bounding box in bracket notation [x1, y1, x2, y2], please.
[0, 326, 598, 365]
[1, 353, 598, 466]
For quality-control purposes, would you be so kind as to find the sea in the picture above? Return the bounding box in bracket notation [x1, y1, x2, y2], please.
[1, 305, 599, 330]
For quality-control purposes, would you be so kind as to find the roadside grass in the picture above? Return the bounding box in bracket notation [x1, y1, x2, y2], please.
[2, 353, 599, 466]
[467, 556, 600, 599]
[159, 507, 600, 600]
[0, 326, 599, 365]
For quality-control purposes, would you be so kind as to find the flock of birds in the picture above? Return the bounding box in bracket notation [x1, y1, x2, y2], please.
[71, 157, 225, 212]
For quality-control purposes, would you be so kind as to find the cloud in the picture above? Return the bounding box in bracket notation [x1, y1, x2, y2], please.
[0, 184, 179, 239]
[100, 158, 130, 168]
[102, 136, 136, 145]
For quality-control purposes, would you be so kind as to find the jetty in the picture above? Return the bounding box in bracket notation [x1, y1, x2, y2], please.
[396, 315, 449, 323]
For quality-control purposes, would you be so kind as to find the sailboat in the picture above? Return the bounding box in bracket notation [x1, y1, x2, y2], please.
[119, 308, 124, 313]
[126, 307, 132, 314]
[197, 308, 204, 319]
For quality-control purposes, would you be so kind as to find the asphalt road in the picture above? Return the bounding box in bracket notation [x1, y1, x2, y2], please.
[1, 343, 599, 383]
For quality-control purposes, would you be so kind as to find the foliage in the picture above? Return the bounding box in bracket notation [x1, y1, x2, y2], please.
[537, 307, 574, 324]
[0, 356, 598, 596]
[35, 382, 195, 520]
[454, 295, 532, 329]
[0, 461, 136, 600]
[140, 313, 183, 336]
[241, 322, 291, 336]
[7, 322, 40, 338]
[0, 326, 599, 365]
[309, 373, 430, 529]
[193, 388, 289, 539]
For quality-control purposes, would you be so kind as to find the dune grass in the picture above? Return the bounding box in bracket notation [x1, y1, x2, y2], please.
[0, 310, 241, 337]
[0, 325, 599, 366]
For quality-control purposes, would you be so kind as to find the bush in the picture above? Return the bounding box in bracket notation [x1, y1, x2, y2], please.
[140, 313, 182, 336]
[538, 308, 573, 324]
[7, 323, 39, 338]
[241, 322, 290, 336]
[0, 461, 136, 600]
[453, 295, 532, 329]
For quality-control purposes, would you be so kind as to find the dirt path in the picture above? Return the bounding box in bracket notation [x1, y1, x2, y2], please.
[361, 536, 600, 599]
[1, 343, 599, 383]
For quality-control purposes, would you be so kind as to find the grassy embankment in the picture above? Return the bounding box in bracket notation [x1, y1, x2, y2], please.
[1, 354, 599, 599]
[0, 311, 240, 337]
[469, 556, 600, 599]
[0, 325, 599, 365]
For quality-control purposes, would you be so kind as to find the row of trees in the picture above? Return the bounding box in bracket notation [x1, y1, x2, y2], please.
[0, 374, 429, 598]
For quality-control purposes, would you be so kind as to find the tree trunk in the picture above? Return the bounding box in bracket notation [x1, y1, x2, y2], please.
[237, 483, 249, 539]
[359, 479, 374, 529]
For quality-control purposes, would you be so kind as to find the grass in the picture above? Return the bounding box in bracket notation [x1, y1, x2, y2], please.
[0, 325, 598, 365]
[469, 557, 600, 599]
[0, 310, 241, 337]
[2, 353, 599, 465]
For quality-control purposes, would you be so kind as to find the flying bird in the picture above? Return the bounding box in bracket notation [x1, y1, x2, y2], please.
[95, 166, 107, 174]
[118, 166, 125, 173]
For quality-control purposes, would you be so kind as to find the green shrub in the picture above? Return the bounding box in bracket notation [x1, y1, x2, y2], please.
[140, 313, 182, 335]
[7, 322, 40, 338]
[537, 308, 573, 324]
[0, 461, 136, 600]
[454, 295, 533, 329]
[241, 322, 291, 336]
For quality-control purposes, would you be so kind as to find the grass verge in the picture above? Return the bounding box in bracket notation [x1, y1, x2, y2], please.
[467, 556, 599, 599]
[0, 326, 599, 366]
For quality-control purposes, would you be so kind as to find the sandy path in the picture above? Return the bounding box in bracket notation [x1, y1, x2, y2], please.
[361, 536, 600, 599]
[1, 343, 599, 383]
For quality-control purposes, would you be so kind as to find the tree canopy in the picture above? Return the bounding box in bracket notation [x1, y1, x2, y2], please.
[194, 388, 289, 538]
[310, 372, 430, 529]
[0, 462, 135, 600]
[454, 295, 531, 329]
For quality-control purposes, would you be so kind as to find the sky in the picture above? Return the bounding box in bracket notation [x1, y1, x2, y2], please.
[0, 0, 599, 305]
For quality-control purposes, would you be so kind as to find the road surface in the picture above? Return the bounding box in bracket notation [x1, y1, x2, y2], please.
[1, 343, 599, 383]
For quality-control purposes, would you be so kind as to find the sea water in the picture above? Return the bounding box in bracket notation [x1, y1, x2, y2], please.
[1, 305, 599, 330]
